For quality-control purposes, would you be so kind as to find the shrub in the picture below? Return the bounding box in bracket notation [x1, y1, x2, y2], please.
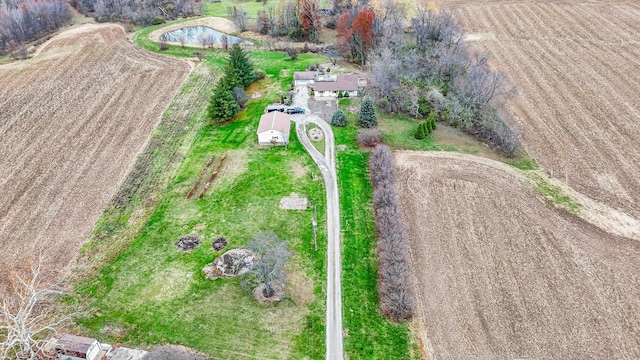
[254, 69, 266, 80]
[414, 121, 428, 140]
[358, 96, 377, 128]
[151, 16, 165, 25]
[285, 47, 298, 61]
[331, 110, 347, 127]
[356, 128, 383, 147]
[369, 145, 414, 322]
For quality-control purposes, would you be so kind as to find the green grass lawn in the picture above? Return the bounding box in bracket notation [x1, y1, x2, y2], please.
[76, 99, 329, 359]
[204, 0, 333, 19]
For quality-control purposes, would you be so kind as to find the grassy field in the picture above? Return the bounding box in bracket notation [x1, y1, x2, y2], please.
[74, 26, 334, 359]
[204, 0, 333, 19]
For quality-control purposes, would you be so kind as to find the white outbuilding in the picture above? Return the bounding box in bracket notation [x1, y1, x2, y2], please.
[257, 111, 291, 145]
[293, 71, 316, 86]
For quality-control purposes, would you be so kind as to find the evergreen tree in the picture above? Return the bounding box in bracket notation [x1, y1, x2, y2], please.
[208, 86, 240, 122]
[426, 117, 433, 133]
[358, 96, 377, 128]
[208, 64, 242, 122]
[427, 112, 437, 132]
[228, 44, 255, 88]
[331, 109, 347, 127]
[414, 121, 428, 139]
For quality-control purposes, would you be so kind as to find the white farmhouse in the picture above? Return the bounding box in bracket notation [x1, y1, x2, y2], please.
[257, 111, 291, 145]
[313, 74, 360, 99]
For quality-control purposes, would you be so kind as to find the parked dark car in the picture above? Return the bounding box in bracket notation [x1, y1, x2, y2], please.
[266, 105, 285, 113]
[285, 107, 305, 114]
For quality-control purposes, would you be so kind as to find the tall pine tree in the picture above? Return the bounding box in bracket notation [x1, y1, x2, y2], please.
[208, 64, 242, 122]
[358, 96, 377, 128]
[228, 44, 255, 88]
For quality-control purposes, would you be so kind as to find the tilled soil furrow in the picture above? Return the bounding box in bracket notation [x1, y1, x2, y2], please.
[0, 24, 190, 279]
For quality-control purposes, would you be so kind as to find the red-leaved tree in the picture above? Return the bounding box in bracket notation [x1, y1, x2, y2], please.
[299, 0, 321, 42]
[335, 8, 375, 65]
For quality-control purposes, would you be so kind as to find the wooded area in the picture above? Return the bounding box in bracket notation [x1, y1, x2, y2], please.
[0, 0, 71, 56]
[74, 0, 202, 25]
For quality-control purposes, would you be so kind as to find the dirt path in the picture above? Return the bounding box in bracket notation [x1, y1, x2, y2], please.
[395, 151, 640, 359]
[291, 86, 344, 360]
[0, 24, 190, 285]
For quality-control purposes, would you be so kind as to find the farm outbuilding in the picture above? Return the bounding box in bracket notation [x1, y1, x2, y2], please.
[257, 111, 291, 145]
[293, 71, 316, 86]
[56, 334, 108, 360]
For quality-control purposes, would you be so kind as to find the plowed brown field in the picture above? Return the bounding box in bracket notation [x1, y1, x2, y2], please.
[440, 0, 640, 219]
[395, 151, 640, 359]
[0, 24, 189, 280]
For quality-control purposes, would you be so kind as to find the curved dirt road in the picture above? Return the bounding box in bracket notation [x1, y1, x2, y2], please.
[291, 85, 343, 360]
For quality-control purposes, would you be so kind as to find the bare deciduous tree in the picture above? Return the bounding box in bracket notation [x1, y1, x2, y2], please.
[231, 6, 248, 32]
[220, 34, 229, 51]
[324, 45, 341, 65]
[0, 258, 75, 360]
[240, 231, 290, 299]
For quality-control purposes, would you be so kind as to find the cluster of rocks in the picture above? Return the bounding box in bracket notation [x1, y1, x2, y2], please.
[203, 249, 258, 280]
[176, 235, 201, 251]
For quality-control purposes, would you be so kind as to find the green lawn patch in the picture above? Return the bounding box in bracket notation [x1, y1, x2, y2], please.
[333, 125, 414, 359]
[527, 172, 581, 215]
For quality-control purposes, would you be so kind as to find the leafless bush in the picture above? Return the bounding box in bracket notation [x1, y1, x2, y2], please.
[369, 145, 414, 321]
[158, 39, 168, 51]
[356, 128, 383, 147]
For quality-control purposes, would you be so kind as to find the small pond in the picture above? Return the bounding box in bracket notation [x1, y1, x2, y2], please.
[159, 26, 243, 46]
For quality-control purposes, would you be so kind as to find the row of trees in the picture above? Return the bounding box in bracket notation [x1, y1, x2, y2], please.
[369, 145, 414, 321]
[369, 6, 521, 157]
[255, 0, 321, 42]
[414, 114, 437, 140]
[207, 44, 255, 122]
[74, 0, 202, 25]
[0, 0, 71, 56]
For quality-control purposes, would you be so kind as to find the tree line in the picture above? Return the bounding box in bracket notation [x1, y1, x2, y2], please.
[253, 0, 321, 43]
[369, 144, 414, 322]
[0, 0, 71, 56]
[73, 0, 202, 26]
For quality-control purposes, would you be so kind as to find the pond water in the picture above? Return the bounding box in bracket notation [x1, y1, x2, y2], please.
[159, 26, 243, 46]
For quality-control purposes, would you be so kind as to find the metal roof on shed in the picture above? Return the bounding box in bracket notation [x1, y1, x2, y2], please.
[257, 111, 291, 134]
